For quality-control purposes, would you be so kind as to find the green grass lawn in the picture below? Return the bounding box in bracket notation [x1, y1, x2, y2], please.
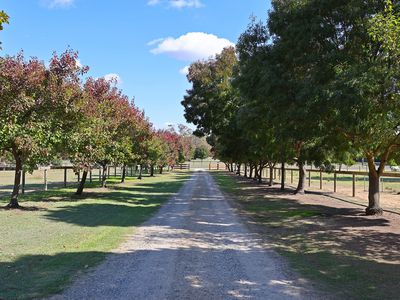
[0, 172, 189, 300]
[212, 171, 400, 300]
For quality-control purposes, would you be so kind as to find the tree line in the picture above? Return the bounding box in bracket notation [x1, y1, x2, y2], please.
[182, 0, 400, 215]
[0, 48, 209, 208]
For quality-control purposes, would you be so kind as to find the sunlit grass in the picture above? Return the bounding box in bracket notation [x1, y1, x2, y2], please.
[0, 172, 189, 300]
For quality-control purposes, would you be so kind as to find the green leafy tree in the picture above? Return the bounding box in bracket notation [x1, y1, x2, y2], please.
[333, 0, 400, 215]
[267, 0, 399, 214]
[193, 146, 208, 160]
[0, 10, 8, 29]
[146, 134, 165, 177]
[0, 10, 9, 48]
[182, 47, 239, 138]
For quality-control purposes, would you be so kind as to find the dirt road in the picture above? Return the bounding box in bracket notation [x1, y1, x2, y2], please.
[51, 170, 320, 300]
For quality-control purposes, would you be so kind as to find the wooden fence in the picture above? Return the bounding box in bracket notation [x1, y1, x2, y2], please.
[234, 164, 400, 198]
[0, 165, 151, 196]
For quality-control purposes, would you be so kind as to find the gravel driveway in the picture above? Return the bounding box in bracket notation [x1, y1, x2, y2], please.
[51, 170, 320, 300]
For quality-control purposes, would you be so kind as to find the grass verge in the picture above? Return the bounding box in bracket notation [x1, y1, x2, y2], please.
[212, 171, 400, 300]
[0, 172, 189, 299]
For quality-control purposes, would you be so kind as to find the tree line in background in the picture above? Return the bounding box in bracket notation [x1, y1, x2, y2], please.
[0, 9, 212, 209]
[0, 41, 210, 208]
[182, 0, 400, 216]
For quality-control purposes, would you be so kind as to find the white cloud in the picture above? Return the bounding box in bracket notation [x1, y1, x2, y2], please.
[179, 65, 190, 75]
[104, 73, 122, 86]
[148, 0, 203, 9]
[147, 0, 161, 6]
[150, 32, 234, 61]
[44, 0, 75, 8]
[169, 0, 203, 8]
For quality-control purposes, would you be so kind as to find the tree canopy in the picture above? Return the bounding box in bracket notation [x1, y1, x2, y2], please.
[182, 0, 400, 215]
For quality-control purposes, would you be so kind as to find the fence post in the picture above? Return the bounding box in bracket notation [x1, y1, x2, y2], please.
[114, 166, 117, 177]
[352, 174, 356, 197]
[44, 169, 48, 191]
[281, 163, 285, 190]
[320, 171, 323, 189]
[21, 170, 26, 194]
[64, 168, 67, 187]
[364, 175, 366, 191]
[291, 170, 293, 184]
[107, 167, 110, 178]
[308, 170, 311, 187]
[334, 172, 337, 193]
[217, 163, 219, 170]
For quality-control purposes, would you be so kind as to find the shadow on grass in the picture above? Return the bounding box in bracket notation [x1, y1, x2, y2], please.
[0, 251, 109, 300]
[38, 175, 189, 227]
[213, 171, 400, 300]
[44, 202, 164, 227]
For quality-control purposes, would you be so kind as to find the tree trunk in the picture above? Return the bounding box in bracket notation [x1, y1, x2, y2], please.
[138, 166, 142, 179]
[236, 163, 241, 176]
[281, 162, 285, 190]
[101, 164, 107, 187]
[269, 166, 274, 186]
[253, 164, 258, 180]
[258, 164, 263, 183]
[230, 163, 234, 172]
[244, 163, 248, 178]
[249, 165, 253, 179]
[159, 166, 163, 174]
[294, 162, 306, 194]
[150, 165, 154, 177]
[76, 170, 88, 195]
[8, 150, 22, 208]
[121, 165, 126, 183]
[366, 157, 383, 215]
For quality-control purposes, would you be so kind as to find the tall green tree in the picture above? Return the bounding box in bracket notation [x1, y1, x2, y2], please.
[182, 47, 239, 138]
[268, 0, 399, 214]
[326, 0, 400, 215]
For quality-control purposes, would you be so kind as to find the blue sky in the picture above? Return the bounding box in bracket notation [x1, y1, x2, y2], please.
[1, 0, 270, 129]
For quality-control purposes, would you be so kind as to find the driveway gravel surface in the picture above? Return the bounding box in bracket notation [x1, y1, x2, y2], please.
[50, 170, 320, 300]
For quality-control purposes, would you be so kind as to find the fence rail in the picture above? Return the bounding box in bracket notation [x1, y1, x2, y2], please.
[0, 165, 154, 197]
[234, 164, 400, 201]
